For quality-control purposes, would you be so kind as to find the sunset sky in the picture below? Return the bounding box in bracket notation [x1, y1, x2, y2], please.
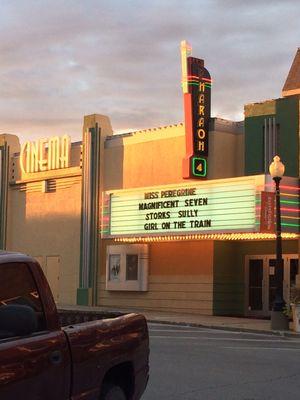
[1, 0, 299, 142]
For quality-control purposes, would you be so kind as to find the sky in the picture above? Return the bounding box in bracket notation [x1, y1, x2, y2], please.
[1, 0, 300, 143]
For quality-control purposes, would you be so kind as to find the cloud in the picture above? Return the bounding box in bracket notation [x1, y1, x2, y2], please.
[0, 0, 299, 142]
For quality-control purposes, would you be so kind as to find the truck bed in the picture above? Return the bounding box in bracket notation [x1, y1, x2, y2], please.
[62, 311, 149, 400]
[58, 308, 125, 326]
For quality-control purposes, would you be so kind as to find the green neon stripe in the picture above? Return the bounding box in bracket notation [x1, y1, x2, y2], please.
[281, 222, 300, 227]
[255, 199, 299, 205]
[281, 200, 299, 205]
[255, 221, 299, 226]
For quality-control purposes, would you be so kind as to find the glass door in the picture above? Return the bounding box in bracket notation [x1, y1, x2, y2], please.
[245, 254, 299, 317]
[285, 255, 299, 303]
[246, 256, 266, 316]
[267, 258, 277, 312]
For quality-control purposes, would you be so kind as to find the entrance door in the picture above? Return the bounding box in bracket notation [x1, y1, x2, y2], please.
[245, 254, 299, 317]
[285, 255, 299, 302]
[246, 257, 265, 316]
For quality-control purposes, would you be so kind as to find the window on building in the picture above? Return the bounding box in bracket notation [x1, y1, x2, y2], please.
[126, 255, 138, 280]
[106, 245, 149, 291]
[109, 254, 121, 281]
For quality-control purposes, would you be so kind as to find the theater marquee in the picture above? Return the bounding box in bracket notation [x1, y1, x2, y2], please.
[101, 176, 273, 238]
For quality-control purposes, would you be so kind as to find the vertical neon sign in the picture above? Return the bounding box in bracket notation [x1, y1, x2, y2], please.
[181, 41, 212, 179]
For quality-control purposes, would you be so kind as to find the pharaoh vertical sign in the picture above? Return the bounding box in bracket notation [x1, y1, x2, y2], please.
[181, 41, 212, 179]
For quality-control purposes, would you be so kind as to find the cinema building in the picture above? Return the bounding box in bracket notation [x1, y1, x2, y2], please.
[0, 46, 299, 317]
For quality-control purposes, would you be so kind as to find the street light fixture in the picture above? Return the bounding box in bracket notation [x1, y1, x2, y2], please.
[269, 155, 288, 330]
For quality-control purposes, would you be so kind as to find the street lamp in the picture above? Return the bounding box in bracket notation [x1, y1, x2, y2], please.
[269, 155, 288, 330]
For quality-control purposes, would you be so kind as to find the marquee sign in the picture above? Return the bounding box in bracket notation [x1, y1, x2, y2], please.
[102, 176, 299, 238]
[20, 135, 71, 174]
[181, 41, 211, 179]
[102, 177, 262, 238]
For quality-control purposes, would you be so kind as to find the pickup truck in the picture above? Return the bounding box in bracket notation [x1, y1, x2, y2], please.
[0, 251, 149, 400]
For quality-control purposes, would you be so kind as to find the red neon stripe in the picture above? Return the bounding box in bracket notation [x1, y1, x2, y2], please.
[281, 207, 300, 212]
[186, 76, 213, 83]
[264, 183, 300, 191]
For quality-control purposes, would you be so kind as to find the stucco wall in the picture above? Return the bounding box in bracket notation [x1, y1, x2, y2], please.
[6, 135, 82, 306]
[208, 129, 244, 179]
[98, 240, 214, 315]
[104, 120, 244, 191]
[6, 179, 82, 305]
[99, 120, 245, 314]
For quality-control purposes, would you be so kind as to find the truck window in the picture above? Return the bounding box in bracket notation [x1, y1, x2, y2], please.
[0, 263, 46, 337]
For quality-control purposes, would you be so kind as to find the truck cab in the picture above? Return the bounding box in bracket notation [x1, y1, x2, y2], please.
[0, 251, 149, 400]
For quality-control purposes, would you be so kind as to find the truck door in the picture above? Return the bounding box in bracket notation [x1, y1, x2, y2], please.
[0, 262, 70, 400]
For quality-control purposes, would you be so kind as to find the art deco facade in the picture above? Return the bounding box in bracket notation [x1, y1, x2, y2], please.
[0, 49, 299, 316]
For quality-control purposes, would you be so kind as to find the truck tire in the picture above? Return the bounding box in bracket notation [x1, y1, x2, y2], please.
[100, 383, 127, 400]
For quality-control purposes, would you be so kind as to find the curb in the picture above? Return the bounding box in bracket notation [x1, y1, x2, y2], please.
[58, 306, 300, 338]
[146, 318, 300, 338]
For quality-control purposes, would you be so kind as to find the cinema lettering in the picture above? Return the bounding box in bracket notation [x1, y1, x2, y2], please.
[20, 135, 71, 173]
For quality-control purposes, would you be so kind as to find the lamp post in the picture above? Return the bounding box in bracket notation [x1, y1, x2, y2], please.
[269, 155, 288, 330]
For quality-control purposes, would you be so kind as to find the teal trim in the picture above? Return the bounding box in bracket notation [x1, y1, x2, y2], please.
[90, 124, 101, 305]
[245, 95, 299, 177]
[79, 122, 101, 305]
[245, 114, 274, 175]
[79, 136, 85, 288]
[213, 242, 244, 316]
[0, 143, 8, 250]
[276, 96, 299, 177]
[77, 288, 90, 306]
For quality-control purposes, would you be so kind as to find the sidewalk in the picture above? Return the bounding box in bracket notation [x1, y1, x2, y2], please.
[59, 304, 300, 338]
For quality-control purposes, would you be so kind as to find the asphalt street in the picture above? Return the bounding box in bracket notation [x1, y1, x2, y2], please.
[143, 323, 300, 400]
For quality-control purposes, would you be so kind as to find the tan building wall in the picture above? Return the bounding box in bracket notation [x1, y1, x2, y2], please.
[98, 118, 243, 314]
[6, 142, 82, 305]
[104, 118, 244, 191]
[98, 241, 214, 315]
[208, 121, 244, 179]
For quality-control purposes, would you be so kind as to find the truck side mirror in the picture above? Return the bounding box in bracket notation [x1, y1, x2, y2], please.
[0, 304, 38, 338]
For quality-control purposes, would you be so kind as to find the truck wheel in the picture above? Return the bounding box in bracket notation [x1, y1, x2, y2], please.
[100, 383, 126, 400]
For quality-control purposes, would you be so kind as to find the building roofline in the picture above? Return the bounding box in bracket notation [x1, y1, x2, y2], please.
[107, 117, 244, 141]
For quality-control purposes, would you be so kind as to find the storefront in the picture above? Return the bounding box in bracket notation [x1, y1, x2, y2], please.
[0, 45, 299, 316]
[99, 126, 298, 317]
